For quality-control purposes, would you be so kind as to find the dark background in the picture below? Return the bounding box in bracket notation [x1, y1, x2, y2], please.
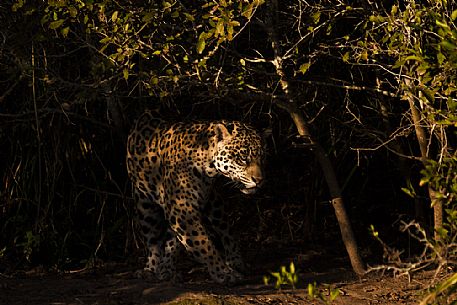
[0, 0, 447, 275]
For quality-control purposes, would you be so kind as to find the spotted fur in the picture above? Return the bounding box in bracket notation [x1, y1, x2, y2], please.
[126, 111, 265, 284]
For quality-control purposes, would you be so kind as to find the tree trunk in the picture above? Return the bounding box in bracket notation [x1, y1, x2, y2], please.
[265, 0, 365, 276]
[275, 101, 366, 276]
[405, 83, 443, 241]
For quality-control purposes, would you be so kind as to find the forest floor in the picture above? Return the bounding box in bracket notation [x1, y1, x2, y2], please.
[0, 244, 439, 305]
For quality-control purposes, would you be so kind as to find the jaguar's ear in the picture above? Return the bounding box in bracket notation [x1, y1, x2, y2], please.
[214, 123, 231, 142]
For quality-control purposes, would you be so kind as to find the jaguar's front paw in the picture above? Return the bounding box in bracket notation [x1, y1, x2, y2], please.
[226, 258, 247, 274]
[211, 266, 245, 286]
[134, 268, 159, 281]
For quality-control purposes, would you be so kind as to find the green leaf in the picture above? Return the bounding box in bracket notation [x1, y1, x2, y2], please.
[12, 0, 24, 12]
[298, 63, 311, 74]
[391, 5, 398, 15]
[215, 18, 224, 37]
[99, 36, 111, 44]
[312, 12, 321, 24]
[419, 177, 429, 187]
[111, 11, 118, 22]
[448, 97, 457, 111]
[198, 58, 207, 67]
[369, 15, 384, 23]
[436, 227, 449, 237]
[401, 187, 415, 198]
[68, 6, 78, 18]
[197, 33, 206, 54]
[242, 3, 254, 18]
[420, 88, 435, 102]
[436, 20, 450, 30]
[289, 262, 295, 274]
[227, 24, 234, 40]
[292, 274, 298, 284]
[183, 12, 195, 22]
[440, 40, 457, 51]
[142, 12, 155, 23]
[308, 282, 315, 297]
[452, 10, 457, 20]
[270, 272, 280, 279]
[342, 52, 350, 63]
[370, 224, 379, 238]
[123, 68, 129, 81]
[403, 55, 423, 62]
[330, 288, 340, 301]
[61, 27, 70, 37]
[437, 52, 446, 65]
[49, 19, 65, 30]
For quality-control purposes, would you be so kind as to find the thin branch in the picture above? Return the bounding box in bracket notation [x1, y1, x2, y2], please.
[292, 79, 398, 98]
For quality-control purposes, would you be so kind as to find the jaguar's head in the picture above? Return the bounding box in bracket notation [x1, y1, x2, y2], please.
[211, 122, 265, 194]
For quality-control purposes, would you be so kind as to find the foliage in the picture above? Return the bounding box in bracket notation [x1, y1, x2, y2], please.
[378, 0, 456, 262]
[361, 1, 457, 122]
[263, 262, 298, 289]
[0, 2, 456, 303]
[21, 0, 264, 97]
[420, 272, 457, 305]
[369, 219, 457, 304]
[307, 282, 341, 305]
[334, 0, 457, 273]
[263, 262, 340, 303]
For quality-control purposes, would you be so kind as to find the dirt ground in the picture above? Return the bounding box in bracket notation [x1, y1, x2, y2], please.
[0, 247, 436, 305]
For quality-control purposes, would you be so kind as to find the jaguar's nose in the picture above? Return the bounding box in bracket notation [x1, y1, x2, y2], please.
[251, 176, 264, 186]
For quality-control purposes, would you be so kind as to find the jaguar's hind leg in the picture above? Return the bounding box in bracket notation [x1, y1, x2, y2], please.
[135, 189, 177, 281]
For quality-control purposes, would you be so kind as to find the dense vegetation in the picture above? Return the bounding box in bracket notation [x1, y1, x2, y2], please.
[1, 0, 456, 302]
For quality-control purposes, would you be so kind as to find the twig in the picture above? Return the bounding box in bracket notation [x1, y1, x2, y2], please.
[31, 43, 43, 230]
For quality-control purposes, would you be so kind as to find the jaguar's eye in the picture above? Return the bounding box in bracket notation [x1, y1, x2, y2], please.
[239, 155, 251, 164]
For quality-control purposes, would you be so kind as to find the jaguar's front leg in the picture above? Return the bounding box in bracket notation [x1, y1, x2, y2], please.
[205, 193, 246, 273]
[166, 204, 243, 285]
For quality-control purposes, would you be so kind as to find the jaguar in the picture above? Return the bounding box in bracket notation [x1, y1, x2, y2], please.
[126, 111, 266, 284]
